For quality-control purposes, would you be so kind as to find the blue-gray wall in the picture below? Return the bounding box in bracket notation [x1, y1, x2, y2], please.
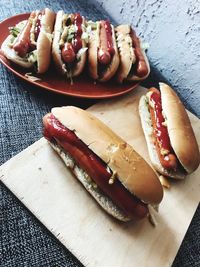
[92, 0, 200, 117]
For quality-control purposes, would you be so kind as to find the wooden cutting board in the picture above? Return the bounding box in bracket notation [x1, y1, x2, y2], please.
[1, 86, 200, 267]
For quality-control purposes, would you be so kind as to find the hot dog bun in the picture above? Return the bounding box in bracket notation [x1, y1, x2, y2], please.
[37, 8, 55, 73]
[43, 106, 163, 221]
[115, 25, 150, 83]
[52, 11, 87, 78]
[88, 21, 120, 82]
[51, 10, 64, 74]
[1, 8, 55, 73]
[1, 20, 33, 69]
[139, 83, 200, 179]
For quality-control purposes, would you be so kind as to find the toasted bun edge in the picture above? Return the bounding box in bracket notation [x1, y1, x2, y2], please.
[115, 25, 133, 83]
[87, 21, 99, 80]
[160, 83, 200, 173]
[37, 8, 55, 73]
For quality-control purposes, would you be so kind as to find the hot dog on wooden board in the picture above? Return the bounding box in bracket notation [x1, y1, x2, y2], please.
[139, 83, 200, 179]
[87, 20, 120, 82]
[52, 11, 87, 80]
[115, 24, 150, 83]
[1, 8, 55, 73]
[43, 106, 163, 222]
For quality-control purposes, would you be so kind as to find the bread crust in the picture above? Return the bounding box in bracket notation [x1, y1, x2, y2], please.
[52, 10, 65, 74]
[115, 24, 150, 83]
[88, 22, 120, 82]
[88, 21, 99, 80]
[50, 141, 130, 222]
[37, 8, 55, 73]
[115, 25, 134, 83]
[51, 106, 163, 205]
[37, 30, 52, 73]
[160, 83, 200, 173]
[42, 8, 55, 33]
[52, 11, 87, 77]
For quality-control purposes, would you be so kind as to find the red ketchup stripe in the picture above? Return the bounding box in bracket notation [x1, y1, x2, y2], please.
[34, 13, 42, 42]
[13, 11, 36, 57]
[72, 13, 83, 53]
[98, 20, 115, 65]
[149, 88, 178, 170]
[61, 13, 83, 63]
[43, 114, 148, 220]
[150, 88, 171, 152]
[104, 20, 115, 56]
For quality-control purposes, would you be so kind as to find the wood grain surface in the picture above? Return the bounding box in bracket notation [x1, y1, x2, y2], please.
[1, 86, 200, 267]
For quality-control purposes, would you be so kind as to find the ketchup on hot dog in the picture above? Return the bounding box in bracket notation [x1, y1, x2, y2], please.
[61, 43, 76, 63]
[149, 88, 178, 170]
[44, 114, 148, 220]
[72, 13, 83, 53]
[13, 11, 36, 57]
[98, 20, 115, 65]
[61, 13, 83, 64]
[34, 12, 43, 41]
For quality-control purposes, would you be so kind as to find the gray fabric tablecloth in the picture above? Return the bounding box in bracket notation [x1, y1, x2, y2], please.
[0, 0, 199, 266]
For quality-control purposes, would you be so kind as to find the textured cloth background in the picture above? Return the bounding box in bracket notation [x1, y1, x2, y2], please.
[0, 0, 199, 266]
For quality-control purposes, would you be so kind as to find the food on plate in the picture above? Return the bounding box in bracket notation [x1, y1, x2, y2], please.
[87, 20, 120, 82]
[1, 10, 152, 86]
[43, 106, 163, 222]
[1, 8, 55, 73]
[139, 83, 200, 179]
[115, 25, 150, 83]
[52, 11, 87, 79]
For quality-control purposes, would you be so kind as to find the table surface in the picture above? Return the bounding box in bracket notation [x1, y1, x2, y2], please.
[0, 0, 199, 266]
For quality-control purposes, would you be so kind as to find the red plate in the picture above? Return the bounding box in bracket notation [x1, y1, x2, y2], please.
[0, 13, 139, 99]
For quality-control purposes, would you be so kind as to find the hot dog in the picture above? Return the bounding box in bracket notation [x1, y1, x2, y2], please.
[43, 106, 163, 221]
[148, 87, 178, 171]
[98, 20, 115, 65]
[52, 11, 87, 79]
[87, 20, 120, 82]
[115, 25, 150, 83]
[139, 83, 200, 179]
[61, 43, 76, 63]
[13, 12, 36, 57]
[1, 8, 55, 73]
